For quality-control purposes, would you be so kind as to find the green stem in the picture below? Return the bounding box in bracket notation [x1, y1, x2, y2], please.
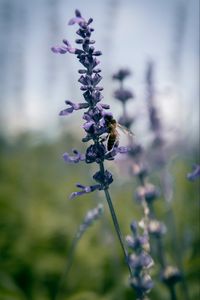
[168, 284, 177, 300]
[99, 162, 133, 278]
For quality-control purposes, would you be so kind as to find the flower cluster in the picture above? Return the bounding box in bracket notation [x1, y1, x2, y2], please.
[52, 10, 128, 198]
[77, 204, 104, 239]
[126, 221, 154, 299]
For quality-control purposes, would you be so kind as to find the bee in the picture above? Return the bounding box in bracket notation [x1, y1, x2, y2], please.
[104, 115, 134, 151]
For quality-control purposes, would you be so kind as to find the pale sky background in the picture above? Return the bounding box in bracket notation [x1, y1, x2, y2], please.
[0, 0, 199, 144]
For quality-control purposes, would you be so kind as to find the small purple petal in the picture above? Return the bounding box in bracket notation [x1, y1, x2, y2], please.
[70, 191, 85, 200]
[187, 164, 200, 181]
[83, 121, 95, 132]
[99, 104, 110, 110]
[68, 17, 84, 26]
[118, 146, 129, 153]
[102, 111, 113, 118]
[63, 149, 85, 164]
[76, 183, 85, 189]
[93, 51, 102, 56]
[75, 9, 82, 18]
[59, 107, 74, 116]
[69, 183, 101, 200]
[51, 46, 67, 54]
[60, 101, 89, 116]
[87, 17, 93, 25]
[63, 39, 71, 47]
[92, 73, 102, 86]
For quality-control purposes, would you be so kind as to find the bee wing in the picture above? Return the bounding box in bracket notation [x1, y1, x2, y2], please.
[117, 123, 134, 136]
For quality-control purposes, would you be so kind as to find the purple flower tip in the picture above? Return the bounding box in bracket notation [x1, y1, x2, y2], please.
[63, 149, 85, 164]
[75, 9, 82, 18]
[51, 46, 67, 54]
[187, 164, 200, 181]
[69, 183, 101, 200]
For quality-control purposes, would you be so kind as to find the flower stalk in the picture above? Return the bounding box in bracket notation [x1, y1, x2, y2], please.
[52, 9, 133, 290]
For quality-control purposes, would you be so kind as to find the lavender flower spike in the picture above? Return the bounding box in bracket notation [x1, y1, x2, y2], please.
[52, 10, 129, 198]
[52, 9, 133, 284]
[52, 10, 134, 291]
[126, 221, 154, 299]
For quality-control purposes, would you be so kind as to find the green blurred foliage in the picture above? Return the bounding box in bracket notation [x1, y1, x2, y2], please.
[0, 133, 199, 300]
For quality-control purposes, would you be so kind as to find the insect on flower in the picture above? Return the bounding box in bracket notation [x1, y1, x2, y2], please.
[104, 114, 134, 151]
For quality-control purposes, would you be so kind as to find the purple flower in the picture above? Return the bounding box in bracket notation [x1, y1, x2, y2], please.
[68, 9, 85, 26]
[148, 219, 167, 238]
[63, 149, 85, 164]
[113, 69, 131, 81]
[131, 162, 148, 179]
[126, 234, 149, 252]
[126, 221, 153, 296]
[161, 266, 182, 285]
[83, 204, 104, 227]
[187, 164, 200, 181]
[51, 40, 76, 54]
[104, 146, 129, 160]
[128, 144, 143, 158]
[129, 252, 154, 269]
[85, 143, 106, 164]
[118, 115, 134, 130]
[130, 274, 154, 294]
[135, 184, 159, 203]
[93, 169, 113, 188]
[148, 106, 161, 132]
[70, 183, 101, 200]
[60, 101, 89, 116]
[114, 89, 134, 103]
[77, 204, 104, 238]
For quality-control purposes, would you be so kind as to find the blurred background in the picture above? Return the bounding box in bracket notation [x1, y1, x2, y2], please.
[0, 0, 199, 300]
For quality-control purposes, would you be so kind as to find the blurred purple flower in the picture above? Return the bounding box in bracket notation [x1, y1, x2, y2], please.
[187, 164, 200, 181]
[126, 234, 149, 252]
[126, 221, 154, 297]
[130, 274, 154, 294]
[135, 184, 159, 203]
[118, 115, 134, 130]
[114, 89, 134, 103]
[83, 204, 104, 228]
[161, 266, 182, 285]
[113, 69, 131, 81]
[148, 219, 167, 238]
[129, 252, 154, 269]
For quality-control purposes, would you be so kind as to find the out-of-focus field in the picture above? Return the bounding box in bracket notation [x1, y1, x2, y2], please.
[0, 133, 199, 300]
